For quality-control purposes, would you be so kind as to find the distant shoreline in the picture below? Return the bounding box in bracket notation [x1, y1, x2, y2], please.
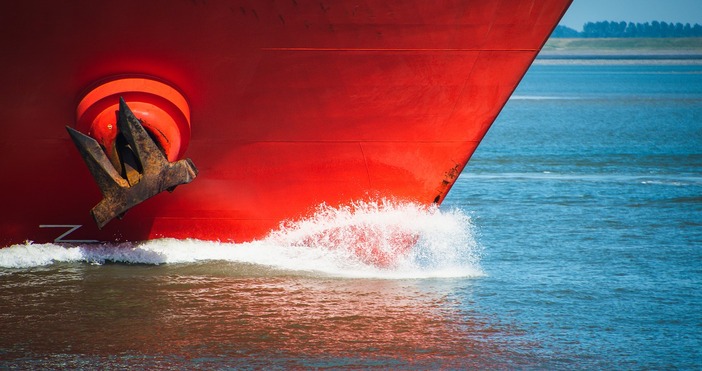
[536, 38, 702, 64]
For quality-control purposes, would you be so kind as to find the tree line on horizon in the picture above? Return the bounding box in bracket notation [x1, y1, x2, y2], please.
[552, 21, 702, 38]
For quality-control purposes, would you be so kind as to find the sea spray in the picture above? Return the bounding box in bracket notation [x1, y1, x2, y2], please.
[1, 200, 483, 278]
[267, 199, 483, 277]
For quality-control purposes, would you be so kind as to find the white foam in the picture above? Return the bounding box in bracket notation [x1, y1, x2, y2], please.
[0, 200, 483, 279]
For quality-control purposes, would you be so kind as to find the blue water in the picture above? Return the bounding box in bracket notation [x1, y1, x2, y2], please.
[1, 62, 701, 369]
[444, 63, 702, 369]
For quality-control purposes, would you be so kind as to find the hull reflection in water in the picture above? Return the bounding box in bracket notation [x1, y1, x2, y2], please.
[1, 264, 545, 369]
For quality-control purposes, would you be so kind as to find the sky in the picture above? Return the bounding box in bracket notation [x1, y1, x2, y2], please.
[559, 0, 702, 31]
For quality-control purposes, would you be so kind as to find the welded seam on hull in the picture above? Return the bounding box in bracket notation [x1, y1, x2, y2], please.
[261, 48, 540, 52]
[357, 142, 372, 189]
[445, 50, 480, 123]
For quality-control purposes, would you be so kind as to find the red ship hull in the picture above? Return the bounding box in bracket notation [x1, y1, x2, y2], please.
[0, 0, 570, 246]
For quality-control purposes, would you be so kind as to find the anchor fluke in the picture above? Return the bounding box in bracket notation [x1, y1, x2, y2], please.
[67, 97, 198, 229]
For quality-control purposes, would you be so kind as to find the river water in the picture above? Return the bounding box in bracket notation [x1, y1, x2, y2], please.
[2, 60, 701, 369]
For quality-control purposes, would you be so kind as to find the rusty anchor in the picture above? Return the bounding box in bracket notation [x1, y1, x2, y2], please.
[67, 97, 198, 229]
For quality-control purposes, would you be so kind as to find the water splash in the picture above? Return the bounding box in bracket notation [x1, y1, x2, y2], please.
[0, 200, 483, 278]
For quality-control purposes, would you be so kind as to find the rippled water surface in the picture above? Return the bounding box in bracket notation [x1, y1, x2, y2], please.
[2, 62, 701, 369]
